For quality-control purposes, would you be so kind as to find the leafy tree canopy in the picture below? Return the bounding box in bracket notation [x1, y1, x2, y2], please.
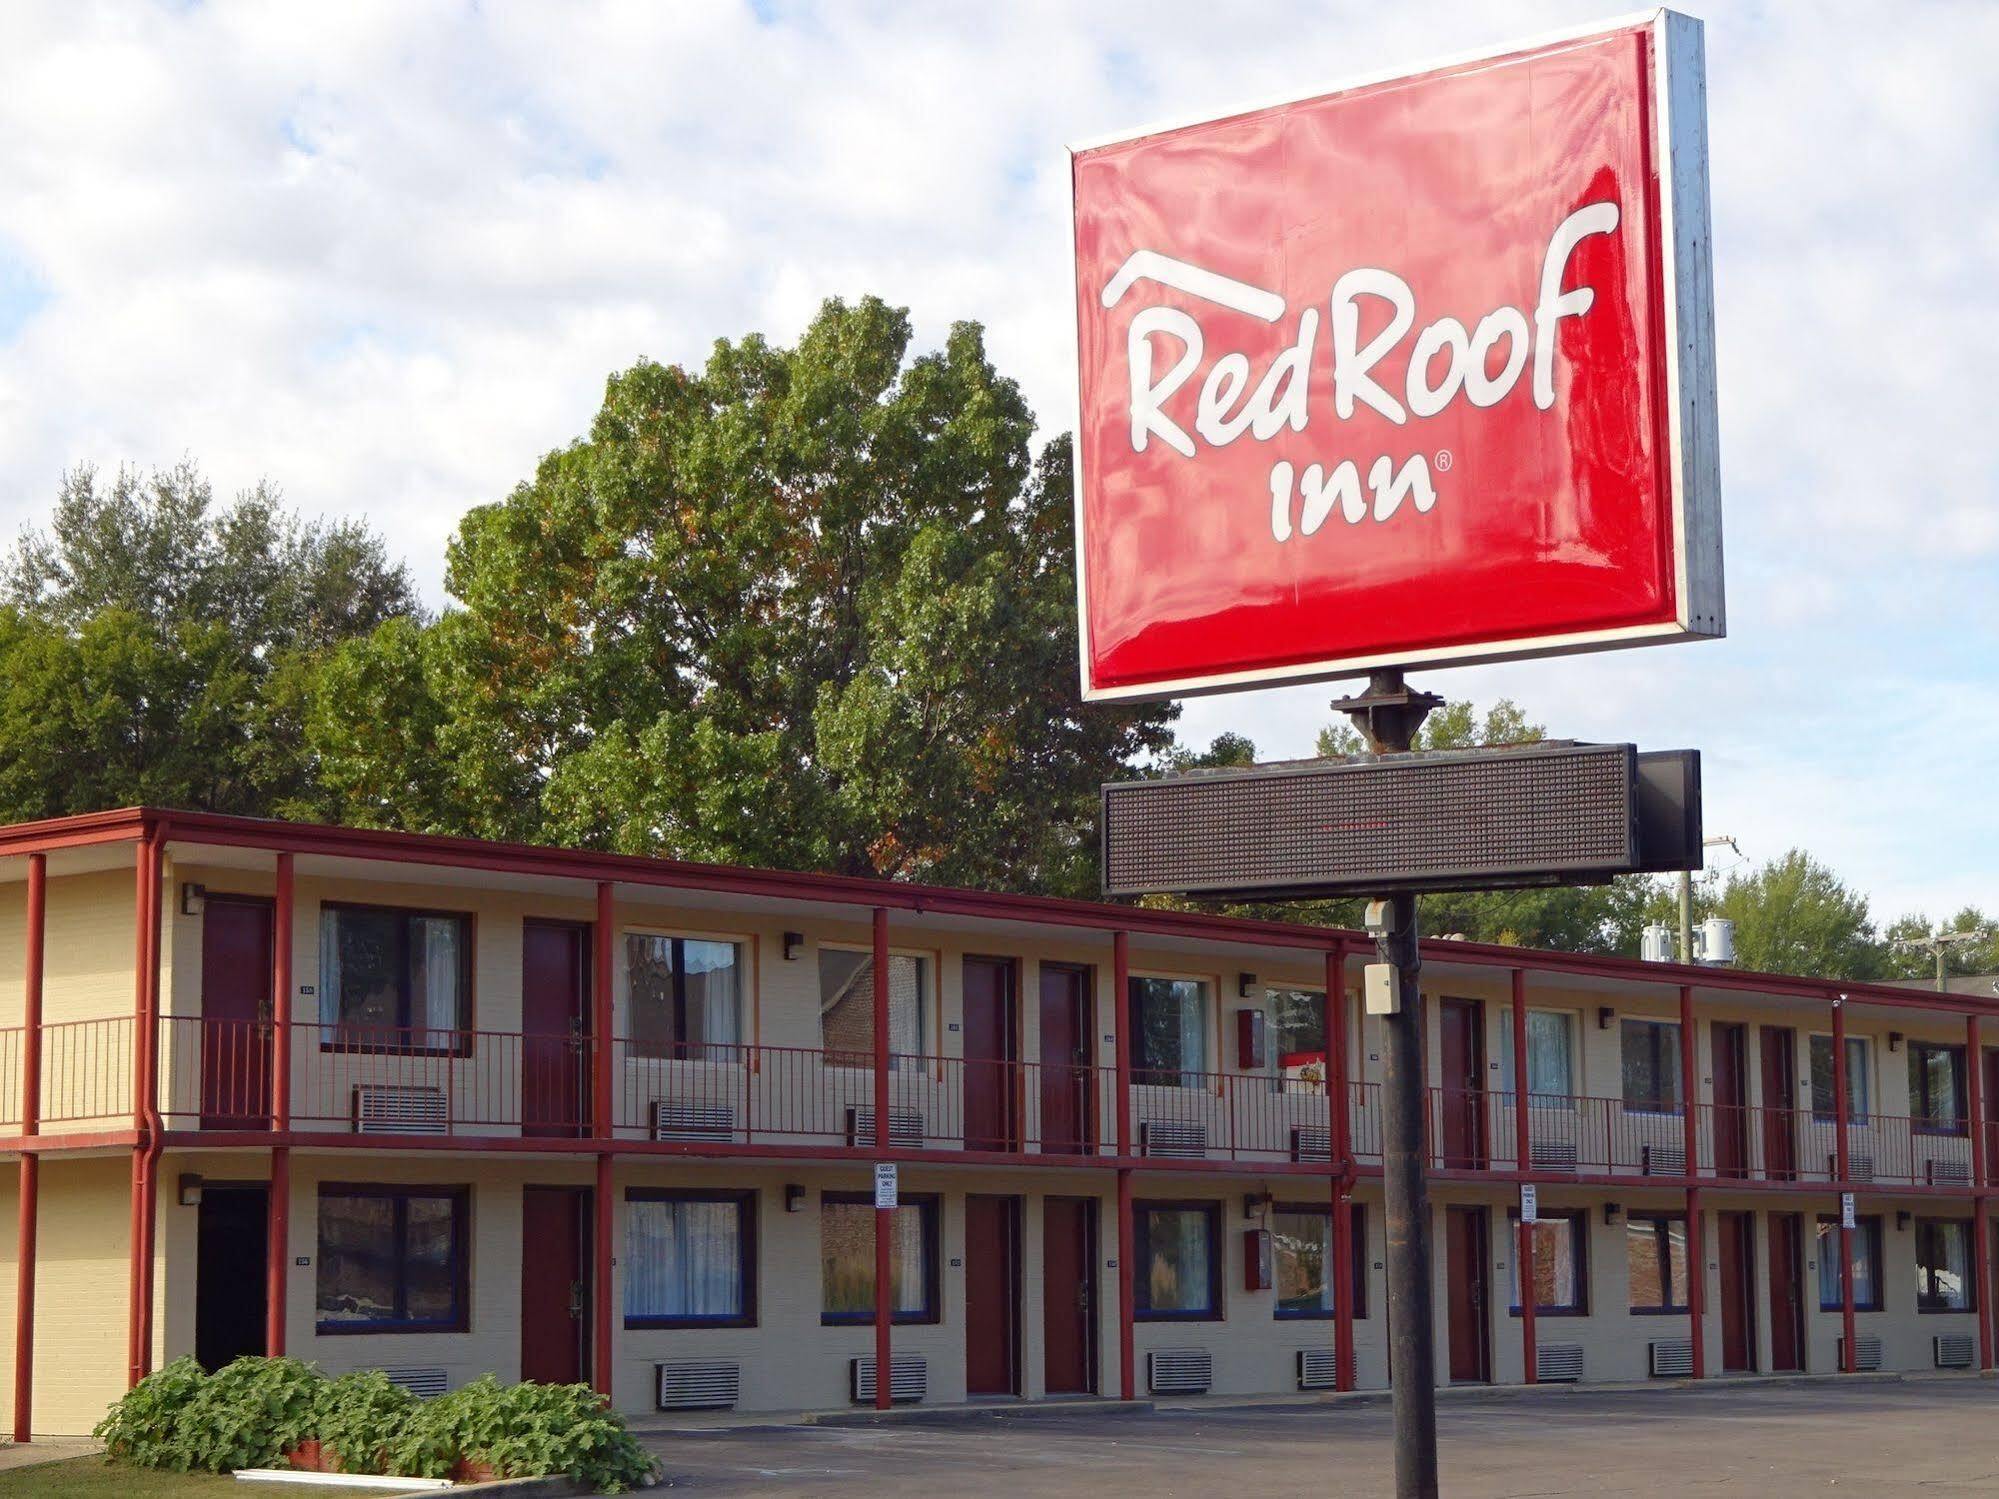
[297, 297, 1176, 895]
[1879, 907, 1999, 985]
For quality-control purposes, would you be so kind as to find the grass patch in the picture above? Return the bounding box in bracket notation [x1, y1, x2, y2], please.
[0, 1455, 425, 1497]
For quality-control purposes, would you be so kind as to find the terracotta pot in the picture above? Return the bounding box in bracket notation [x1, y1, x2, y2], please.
[283, 1439, 330, 1473]
[452, 1456, 503, 1484]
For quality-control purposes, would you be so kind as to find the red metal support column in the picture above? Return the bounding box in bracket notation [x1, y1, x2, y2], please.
[14, 851, 45, 1441]
[128, 832, 164, 1386]
[266, 852, 293, 1357]
[1327, 944, 1355, 1392]
[1113, 930, 1135, 1400]
[1967, 1014, 1990, 1371]
[1512, 969, 1536, 1385]
[1678, 984, 1703, 1379]
[1831, 993, 1856, 1372]
[592, 881, 615, 1400]
[871, 907, 892, 1411]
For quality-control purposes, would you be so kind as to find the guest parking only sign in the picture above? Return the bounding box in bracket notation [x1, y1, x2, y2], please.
[1069, 11, 1722, 700]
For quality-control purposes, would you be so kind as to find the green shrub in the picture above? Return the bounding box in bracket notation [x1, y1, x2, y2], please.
[311, 1369, 418, 1474]
[92, 1355, 209, 1470]
[95, 1359, 655, 1491]
[382, 1375, 657, 1493]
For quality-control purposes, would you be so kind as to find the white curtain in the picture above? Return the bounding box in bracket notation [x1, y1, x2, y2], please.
[625, 1199, 742, 1318]
[1175, 982, 1206, 1082]
[888, 956, 925, 1058]
[416, 916, 460, 1035]
[318, 911, 342, 1027]
[683, 940, 741, 1048]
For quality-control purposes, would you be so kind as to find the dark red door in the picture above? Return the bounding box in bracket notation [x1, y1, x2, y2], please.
[1768, 1212, 1804, 1372]
[200, 896, 274, 1129]
[1759, 1027, 1798, 1181]
[1042, 1197, 1096, 1393]
[1439, 999, 1485, 1168]
[1711, 1022, 1748, 1178]
[1038, 965, 1093, 1155]
[963, 958, 1018, 1151]
[965, 1195, 1020, 1395]
[522, 922, 589, 1139]
[1445, 1206, 1490, 1383]
[1717, 1211, 1755, 1372]
[1984, 1050, 1999, 1188]
[520, 1186, 588, 1384]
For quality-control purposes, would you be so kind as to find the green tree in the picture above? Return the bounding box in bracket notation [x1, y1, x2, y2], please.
[0, 462, 417, 820]
[1878, 907, 1999, 985]
[1701, 849, 1882, 979]
[300, 298, 1175, 894]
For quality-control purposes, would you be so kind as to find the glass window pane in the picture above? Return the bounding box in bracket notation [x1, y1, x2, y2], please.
[819, 951, 926, 1064]
[1621, 1021, 1681, 1110]
[322, 909, 399, 1031]
[683, 941, 742, 1048]
[1626, 1216, 1686, 1310]
[626, 1198, 744, 1320]
[1141, 1207, 1213, 1313]
[409, 917, 464, 1036]
[403, 1195, 460, 1324]
[888, 1203, 927, 1314]
[626, 933, 678, 1059]
[1129, 979, 1209, 1084]
[1917, 1220, 1971, 1312]
[1268, 990, 1326, 1071]
[820, 1199, 874, 1315]
[1273, 1211, 1332, 1315]
[316, 1195, 396, 1324]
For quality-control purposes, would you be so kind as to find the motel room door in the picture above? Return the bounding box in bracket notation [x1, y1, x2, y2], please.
[521, 1186, 590, 1385]
[1038, 964, 1094, 1156]
[1438, 999, 1486, 1169]
[1444, 1205, 1491, 1383]
[521, 921, 590, 1139]
[1767, 1212, 1806, 1372]
[200, 895, 274, 1129]
[196, 1184, 269, 1370]
[1717, 1211, 1756, 1373]
[1043, 1196, 1097, 1394]
[1711, 1022, 1749, 1178]
[963, 958, 1019, 1152]
[965, 1195, 1022, 1396]
[1759, 1027, 1798, 1180]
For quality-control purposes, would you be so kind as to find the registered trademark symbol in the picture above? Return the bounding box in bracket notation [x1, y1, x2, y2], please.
[1434, 450, 1453, 472]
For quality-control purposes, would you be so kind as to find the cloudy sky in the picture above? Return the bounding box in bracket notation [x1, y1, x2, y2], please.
[0, 1, 1993, 923]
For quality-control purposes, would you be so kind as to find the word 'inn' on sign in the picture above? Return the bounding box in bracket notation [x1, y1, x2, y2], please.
[1104, 202, 1621, 543]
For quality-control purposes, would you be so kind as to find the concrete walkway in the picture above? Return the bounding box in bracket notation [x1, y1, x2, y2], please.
[0, 1437, 103, 1471]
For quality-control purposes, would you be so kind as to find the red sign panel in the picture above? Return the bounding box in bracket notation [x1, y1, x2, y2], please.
[1070, 12, 1721, 701]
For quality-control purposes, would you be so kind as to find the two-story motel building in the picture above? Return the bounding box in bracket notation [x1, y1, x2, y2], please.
[0, 807, 1993, 1434]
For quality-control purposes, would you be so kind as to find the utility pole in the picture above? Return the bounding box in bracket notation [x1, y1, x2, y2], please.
[1334, 669, 1442, 1499]
[1892, 928, 1993, 992]
[1678, 834, 1741, 962]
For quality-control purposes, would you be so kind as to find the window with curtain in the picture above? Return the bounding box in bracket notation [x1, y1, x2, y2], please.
[819, 1195, 936, 1323]
[315, 1185, 468, 1333]
[626, 934, 744, 1060]
[1915, 1219, 1974, 1312]
[1266, 987, 1327, 1091]
[1815, 1216, 1884, 1311]
[1134, 1202, 1220, 1319]
[1128, 977, 1210, 1086]
[318, 905, 471, 1051]
[1808, 1035, 1871, 1122]
[1500, 1011, 1576, 1101]
[1271, 1204, 1367, 1319]
[624, 1192, 754, 1326]
[1508, 1210, 1587, 1314]
[1620, 1020, 1682, 1112]
[1909, 1042, 1966, 1134]
[1625, 1214, 1689, 1312]
[818, 950, 928, 1067]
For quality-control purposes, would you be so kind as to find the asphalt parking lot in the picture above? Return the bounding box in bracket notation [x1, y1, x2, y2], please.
[645, 1378, 1999, 1496]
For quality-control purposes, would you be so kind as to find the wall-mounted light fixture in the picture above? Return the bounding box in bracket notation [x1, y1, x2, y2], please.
[180, 883, 207, 917]
[178, 1173, 204, 1208]
[1597, 1006, 1615, 1031]
[782, 932, 806, 962]
[785, 1184, 807, 1213]
[1238, 972, 1258, 999]
[1603, 1202, 1622, 1225]
[1243, 1191, 1269, 1221]
[1895, 1210, 1912, 1232]
[1888, 1031, 1904, 1053]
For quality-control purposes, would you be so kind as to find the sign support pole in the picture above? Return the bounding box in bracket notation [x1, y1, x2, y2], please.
[1336, 670, 1441, 1499]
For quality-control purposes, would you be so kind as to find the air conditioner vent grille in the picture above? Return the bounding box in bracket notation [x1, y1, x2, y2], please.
[1838, 1335, 1883, 1372]
[1148, 1348, 1212, 1394]
[851, 1354, 926, 1404]
[657, 1360, 740, 1409]
[1935, 1334, 1975, 1370]
[847, 1107, 924, 1149]
[652, 1103, 736, 1142]
[381, 1367, 448, 1399]
[1648, 1339, 1693, 1377]
[1296, 1348, 1338, 1390]
[353, 1085, 448, 1136]
[1537, 1343, 1585, 1382]
[1140, 1121, 1209, 1159]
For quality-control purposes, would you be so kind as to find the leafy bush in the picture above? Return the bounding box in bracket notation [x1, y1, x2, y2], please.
[383, 1375, 657, 1493]
[95, 1358, 656, 1491]
[92, 1355, 208, 1469]
[311, 1369, 418, 1475]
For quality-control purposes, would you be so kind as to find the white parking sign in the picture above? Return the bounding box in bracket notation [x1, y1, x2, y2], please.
[874, 1162, 899, 1209]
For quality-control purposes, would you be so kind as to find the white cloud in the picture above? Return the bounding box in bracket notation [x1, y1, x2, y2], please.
[0, 0, 1992, 919]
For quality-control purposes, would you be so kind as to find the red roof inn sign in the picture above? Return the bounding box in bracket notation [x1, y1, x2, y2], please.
[1069, 11, 1722, 701]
